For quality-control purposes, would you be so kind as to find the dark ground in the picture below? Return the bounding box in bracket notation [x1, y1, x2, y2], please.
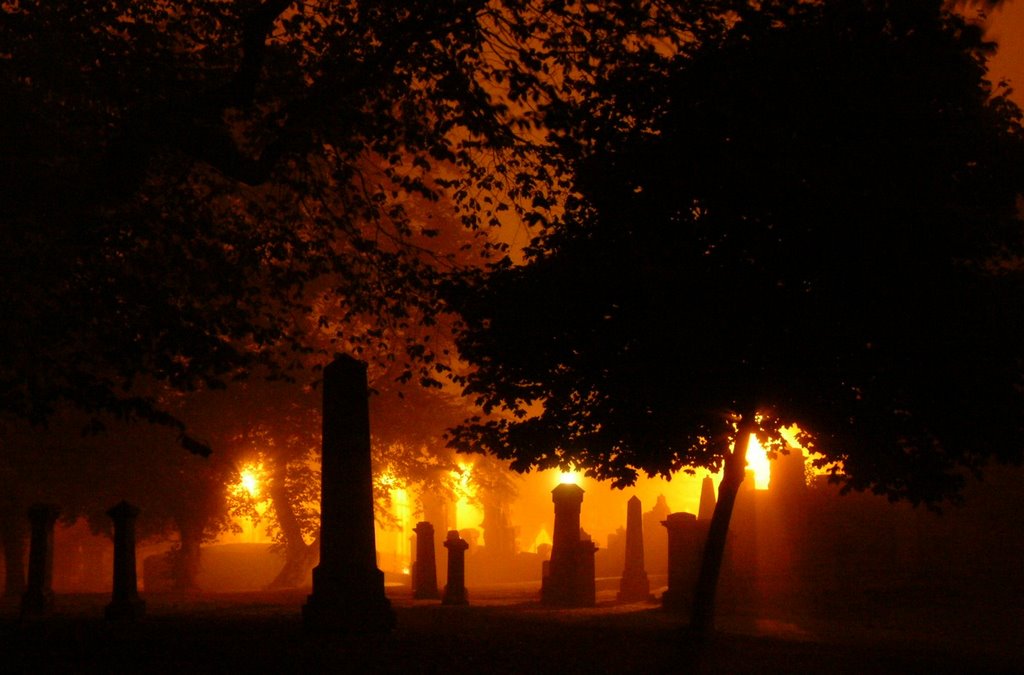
[1, 585, 1021, 674]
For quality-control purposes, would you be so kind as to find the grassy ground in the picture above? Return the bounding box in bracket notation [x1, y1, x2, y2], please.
[1, 586, 1020, 674]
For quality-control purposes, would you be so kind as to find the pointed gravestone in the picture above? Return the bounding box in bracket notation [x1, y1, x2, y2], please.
[618, 496, 652, 602]
[303, 355, 395, 632]
[698, 476, 717, 521]
[442, 530, 469, 605]
[412, 521, 440, 600]
[21, 504, 59, 617]
[105, 501, 146, 620]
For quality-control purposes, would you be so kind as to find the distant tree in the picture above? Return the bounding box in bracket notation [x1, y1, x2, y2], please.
[450, 0, 1024, 636]
[0, 410, 235, 591]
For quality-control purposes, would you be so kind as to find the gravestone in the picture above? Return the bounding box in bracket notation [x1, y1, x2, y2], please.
[541, 483, 596, 607]
[618, 496, 652, 602]
[698, 476, 717, 521]
[105, 501, 146, 620]
[303, 355, 395, 632]
[442, 530, 469, 605]
[661, 511, 706, 612]
[21, 504, 59, 617]
[412, 521, 440, 599]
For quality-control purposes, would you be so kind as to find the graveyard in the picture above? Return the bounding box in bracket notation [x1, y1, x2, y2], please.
[1, 358, 1020, 672]
[4, 3, 1024, 674]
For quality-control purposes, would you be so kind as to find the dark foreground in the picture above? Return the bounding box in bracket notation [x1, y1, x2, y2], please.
[1, 587, 1020, 674]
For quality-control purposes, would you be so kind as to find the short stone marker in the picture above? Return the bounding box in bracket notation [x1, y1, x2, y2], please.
[442, 530, 469, 605]
[661, 511, 705, 612]
[105, 500, 146, 620]
[21, 504, 59, 617]
[412, 521, 440, 600]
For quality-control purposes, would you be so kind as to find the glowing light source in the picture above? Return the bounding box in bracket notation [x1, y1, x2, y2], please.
[226, 460, 271, 544]
[233, 462, 266, 500]
[745, 434, 771, 490]
[451, 463, 484, 543]
[558, 469, 582, 485]
[239, 468, 260, 498]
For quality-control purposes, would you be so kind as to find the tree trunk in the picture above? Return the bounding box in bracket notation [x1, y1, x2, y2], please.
[0, 508, 27, 598]
[266, 463, 315, 589]
[689, 411, 758, 638]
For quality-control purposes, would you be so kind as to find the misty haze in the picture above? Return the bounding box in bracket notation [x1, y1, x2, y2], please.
[2, 1, 1023, 672]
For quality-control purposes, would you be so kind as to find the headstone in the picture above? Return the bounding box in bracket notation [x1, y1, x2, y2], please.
[21, 504, 59, 617]
[643, 495, 672, 577]
[577, 533, 597, 606]
[412, 521, 440, 599]
[1, 505, 27, 599]
[661, 512, 705, 612]
[698, 476, 717, 521]
[442, 530, 469, 605]
[541, 483, 596, 607]
[303, 355, 395, 632]
[618, 496, 652, 602]
[105, 501, 146, 620]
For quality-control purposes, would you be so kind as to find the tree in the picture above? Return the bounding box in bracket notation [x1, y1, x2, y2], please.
[0, 0, 743, 447]
[0, 0, 559, 442]
[0, 0, 737, 592]
[0, 409, 236, 591]
[450, 0, 1024, 636]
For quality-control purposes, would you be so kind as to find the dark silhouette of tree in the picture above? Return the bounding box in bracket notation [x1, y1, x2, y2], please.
[0, 0, 741, 447]
[0, 410, 236, 591]
[0, 1, 537, 440]
[1, 0, 740, 592]
[450, 0, 1024, 637]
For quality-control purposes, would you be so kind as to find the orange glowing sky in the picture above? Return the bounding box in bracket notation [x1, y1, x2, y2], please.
[981, 3, 1024, 106]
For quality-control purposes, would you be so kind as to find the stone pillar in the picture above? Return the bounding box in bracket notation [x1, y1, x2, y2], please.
[442, 530, 469, 605]
[1, 507, 27, 599]
[412, 521, 440, 600]
[303, 355, 395, 632]
[618, 496, 652, 602]
[105, 501, 146, 620]
[21, 504, 59, 617]
[661, 512, 705, 612]
[698, 476, 717, 521]
[541, 483, 595, 607]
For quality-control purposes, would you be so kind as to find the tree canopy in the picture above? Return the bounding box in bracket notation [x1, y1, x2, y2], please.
[450, 0, 1024, 504]
[0, 0, 530, 441]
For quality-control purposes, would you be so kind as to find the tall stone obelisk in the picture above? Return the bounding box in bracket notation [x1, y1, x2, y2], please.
[303, 355, 394, 632]
[617, 495, 652, 602]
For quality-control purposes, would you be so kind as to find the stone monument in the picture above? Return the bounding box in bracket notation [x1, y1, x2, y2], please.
[541, 482, 596, 607]
[442, 530, 469, 605]
[21, 504, 59, 617]
[303, 355, 395, 632]
[661, 511, 705, 612]
[412, 521, 440, 600]
[105, 501, 146, 620]
[698, 475, 717, 521]
[618, 495, 652, 602]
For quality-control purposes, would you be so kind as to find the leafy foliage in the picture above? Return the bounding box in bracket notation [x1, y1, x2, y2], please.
[0, 0, 601, 438]
[450, 0, 1024, 503]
